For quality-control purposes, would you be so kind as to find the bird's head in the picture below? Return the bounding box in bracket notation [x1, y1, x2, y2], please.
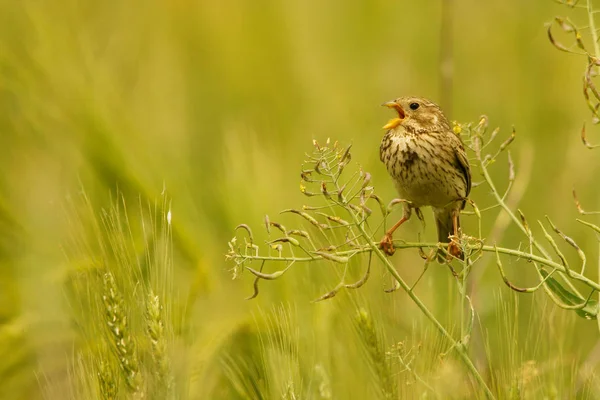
[382, 97, 450, 133]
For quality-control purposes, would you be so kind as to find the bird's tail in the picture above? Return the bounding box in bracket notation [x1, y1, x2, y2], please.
[435, 208, 463, 262]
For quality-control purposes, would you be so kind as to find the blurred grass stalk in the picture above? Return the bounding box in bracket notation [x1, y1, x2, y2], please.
[1, 0, 600, 398]
[56, 191, 177, 399]
[439, 0, 454, 115]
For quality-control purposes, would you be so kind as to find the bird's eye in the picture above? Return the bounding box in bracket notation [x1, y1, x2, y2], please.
[409, 102, 420, 110]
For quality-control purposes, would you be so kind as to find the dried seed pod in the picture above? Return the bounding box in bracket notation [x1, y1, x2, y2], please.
[268, 237, 300, 246]
[339, 144, 352, 165]
[316, 212, 350, 226]
[321, 181, 331, 200]
[507, 151, 515, 183]
[498, 128, 516, 153]
[361, 172, 372, 188]
[337, 183, 346, 203]
[235, 224, 254, 244]
[281, 209, 329, 229]
[581, 123, 600, 149]
[269, 221, 287, 234]
[286, 229, 311, 239]
[301, 170, 315, 182]
[313, 251, 349, 263]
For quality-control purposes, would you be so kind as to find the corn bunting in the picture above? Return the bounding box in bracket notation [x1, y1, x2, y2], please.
[378, 96, 471, 260]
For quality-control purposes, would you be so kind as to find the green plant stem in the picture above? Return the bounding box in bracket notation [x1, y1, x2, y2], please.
[439, 0, 454, 115]
[334, 156, 492, 396]
[476, 142, 584, 297]
[345, 212, 495, 399]
[478, 158, 547, 259]
[588, 0, 600, 66]
[597, 241, 600, 333]
[236, 242, 600, 292]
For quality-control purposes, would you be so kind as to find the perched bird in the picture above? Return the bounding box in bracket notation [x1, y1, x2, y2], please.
[378, 96, 471, 260]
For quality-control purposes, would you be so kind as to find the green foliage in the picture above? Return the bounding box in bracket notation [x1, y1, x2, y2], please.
[225, 117, 600, 397]
[2, 0, 600, 399]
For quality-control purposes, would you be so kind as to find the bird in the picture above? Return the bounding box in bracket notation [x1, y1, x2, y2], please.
[378, 96, 471, 261]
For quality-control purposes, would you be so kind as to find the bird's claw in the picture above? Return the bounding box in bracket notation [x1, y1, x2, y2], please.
[379, 234, 396, 256]
[446, 239, 463, 261]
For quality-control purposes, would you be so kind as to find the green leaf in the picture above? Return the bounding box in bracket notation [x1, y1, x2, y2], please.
[540, 270, 598, 319]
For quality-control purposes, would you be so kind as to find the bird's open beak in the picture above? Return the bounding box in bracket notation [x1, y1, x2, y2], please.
[382, 101, 405, 130]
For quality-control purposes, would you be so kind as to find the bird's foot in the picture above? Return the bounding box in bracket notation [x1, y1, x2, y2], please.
[379, 234, 396, 256]
[446, 238, 463, 261]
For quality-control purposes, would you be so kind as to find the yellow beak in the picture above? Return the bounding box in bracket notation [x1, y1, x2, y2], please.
[382, 101, 405, 130]
[383, 118, 403, 130]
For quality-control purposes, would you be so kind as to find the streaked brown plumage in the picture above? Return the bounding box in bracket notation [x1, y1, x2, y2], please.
[378, 96, 471, 260]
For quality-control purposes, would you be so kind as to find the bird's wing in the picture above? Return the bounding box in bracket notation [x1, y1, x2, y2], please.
[453, 139, 471, 198]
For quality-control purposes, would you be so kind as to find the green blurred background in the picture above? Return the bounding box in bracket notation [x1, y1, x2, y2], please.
[2, 0, 600, 398]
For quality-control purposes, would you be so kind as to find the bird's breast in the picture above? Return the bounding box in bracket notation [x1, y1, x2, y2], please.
[379, 130, 466, 208]
[380, 132, 422, 171]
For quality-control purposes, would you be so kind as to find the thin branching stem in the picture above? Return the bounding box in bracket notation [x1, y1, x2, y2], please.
[589, 0, 600, 66]
[228, 129, 600, 397]
[474, 131, 585, 298]
[345, 210, 495, 398]
[230, 242, 600, 292]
